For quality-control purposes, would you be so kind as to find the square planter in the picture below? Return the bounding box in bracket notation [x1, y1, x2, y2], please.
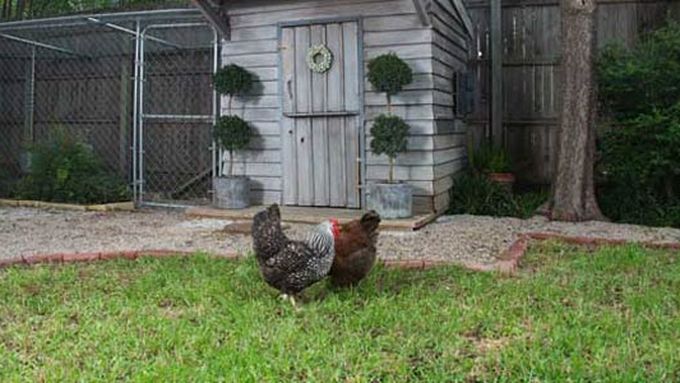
[213, 176, 250, 209]
[366, 182, 413, 219]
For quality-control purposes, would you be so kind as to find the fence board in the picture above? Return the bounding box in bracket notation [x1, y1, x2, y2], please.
[467, 0, 677, 184]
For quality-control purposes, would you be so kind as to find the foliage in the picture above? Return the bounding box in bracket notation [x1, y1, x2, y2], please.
[13, 130, 130, 204]
[448, 172, 544, 218]
[597, 22, 680, 120]
[213, 64, 254, 99]
[1, 244, 679, 381]
[370, 115, 409, 160]
[367, 53, 413, 98]
[370, 114, 409, 183]
[470, 144, 512, 173]
[1, 0, 187, 20]
[213, 115, 251, 177]
[0, 167, 16, 198]
[596, 22, 680, 227]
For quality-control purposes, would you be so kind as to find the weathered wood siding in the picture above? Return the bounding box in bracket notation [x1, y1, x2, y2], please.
[430, 0, 471, 212]
[466, 0, 679, 184]
[221, 0, 471, 213]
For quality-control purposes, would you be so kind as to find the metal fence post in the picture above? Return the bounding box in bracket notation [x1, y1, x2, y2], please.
[131, 19, 141, 203]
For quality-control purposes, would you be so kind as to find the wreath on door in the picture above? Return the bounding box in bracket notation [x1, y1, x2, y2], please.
[306, 44, 333, 74]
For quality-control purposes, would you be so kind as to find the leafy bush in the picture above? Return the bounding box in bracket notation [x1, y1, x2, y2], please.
[14, 131, 130, 204]
[470, 144, 512, 173]
[213, 64, 254, 99]
[597, 22, 680, 120]
[213, 115, 251, 177]
[370, 114, 409, 183]
[367, 53, 413, 104]
[597, 22, 680, 227]
[0, 168, 16, 198]
[448, 172, 545, 218]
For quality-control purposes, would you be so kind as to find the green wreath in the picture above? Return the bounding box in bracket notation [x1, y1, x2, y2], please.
[306, 44, 333, 73]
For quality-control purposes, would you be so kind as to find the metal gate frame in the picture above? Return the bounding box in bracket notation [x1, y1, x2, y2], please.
[132, 21, 220, 208]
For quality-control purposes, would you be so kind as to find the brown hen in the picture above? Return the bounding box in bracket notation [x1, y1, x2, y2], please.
[329, 211, 381, 287]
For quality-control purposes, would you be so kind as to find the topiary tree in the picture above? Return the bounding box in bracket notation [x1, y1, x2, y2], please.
[213, 115, 251, 177]
[368, 53, 413, 184]
[367, 53, 413, 113]
[213, 64, 253, 114]
[213, 64, 255, 178]
[370, 114, 409, 183]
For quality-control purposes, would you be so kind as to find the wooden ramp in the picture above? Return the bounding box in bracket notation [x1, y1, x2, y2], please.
[185, 206, 439, 231]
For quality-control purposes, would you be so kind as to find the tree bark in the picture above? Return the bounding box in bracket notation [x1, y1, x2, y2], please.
[550, 0, 605, 222]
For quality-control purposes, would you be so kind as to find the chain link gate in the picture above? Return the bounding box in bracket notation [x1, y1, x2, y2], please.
[134, 22, 218, 207]
[0, 9, 219, 207]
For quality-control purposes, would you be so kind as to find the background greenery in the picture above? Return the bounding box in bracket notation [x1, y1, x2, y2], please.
[13, 129, 130, 204]
[596, 21, 680, 228]
[0, 0, 188, 21]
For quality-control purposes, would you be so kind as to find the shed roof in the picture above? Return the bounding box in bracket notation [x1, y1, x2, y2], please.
[192, 0, 475, 41]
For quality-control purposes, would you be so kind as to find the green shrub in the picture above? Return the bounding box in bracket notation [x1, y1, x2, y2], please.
[598, 104, 680, 227]
[597, 22, 680, 120]
[370, 114, 409, 183]
[367, 53, 413, 107]
[449, 172, 547, 218]
[0, 168, 16, 198]
[470, 144, 512, 173]
[213, 64, 253, 99]
[14, 130, 130, 204]
[213, 115, 251, 177]
[449, 172, 516, 217]
[597, 22, 680, 227]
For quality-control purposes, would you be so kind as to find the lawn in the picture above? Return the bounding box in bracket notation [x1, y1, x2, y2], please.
[1, 243, 679, 382]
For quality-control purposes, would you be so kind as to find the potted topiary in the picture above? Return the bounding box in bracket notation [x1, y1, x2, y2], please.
[212, 64, 254, 209]
[366, 53, 414, 219]
[471, 144, 515, 191]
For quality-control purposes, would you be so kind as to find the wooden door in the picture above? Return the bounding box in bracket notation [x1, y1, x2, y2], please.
[280, 21, 361, 208]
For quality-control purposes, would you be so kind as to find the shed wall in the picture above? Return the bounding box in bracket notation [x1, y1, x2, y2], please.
[221, 0, 470, 213]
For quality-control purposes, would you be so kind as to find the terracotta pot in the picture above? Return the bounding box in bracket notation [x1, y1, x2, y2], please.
[488, 173, 515, 191]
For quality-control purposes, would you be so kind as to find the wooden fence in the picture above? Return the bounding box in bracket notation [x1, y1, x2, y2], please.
[465, 0, 680, 184]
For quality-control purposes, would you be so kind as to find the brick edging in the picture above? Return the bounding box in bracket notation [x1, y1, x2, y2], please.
[0, 250, 239, 270]
[1, 233, 677, 273]
[524, 232, 680, 250]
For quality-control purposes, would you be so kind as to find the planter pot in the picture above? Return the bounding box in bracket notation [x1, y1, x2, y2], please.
[488, 172, 515, 192]
[213, 176, 250, 209]
[366, 182, 413, 219]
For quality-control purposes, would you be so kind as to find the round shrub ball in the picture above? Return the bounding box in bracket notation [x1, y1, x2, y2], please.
[213, 64, 253, 96]
[367, 53, 413, 96]
[370, 114, 409, 159]
[213, 115, 251, 152]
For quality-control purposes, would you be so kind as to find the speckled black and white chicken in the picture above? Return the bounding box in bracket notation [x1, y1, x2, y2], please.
[251, 204, 340, 305]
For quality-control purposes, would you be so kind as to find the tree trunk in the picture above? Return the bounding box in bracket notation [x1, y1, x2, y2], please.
[388, 156, 395, 184]
[228, 149, 234, 177]
[550, 0, 605, 222]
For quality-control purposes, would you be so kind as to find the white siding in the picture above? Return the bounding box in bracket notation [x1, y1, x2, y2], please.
[218, 0, 470, 213]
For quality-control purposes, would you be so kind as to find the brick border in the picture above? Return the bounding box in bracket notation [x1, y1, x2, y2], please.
[1, 233, 677, 273]
[0, 250, 240, 270]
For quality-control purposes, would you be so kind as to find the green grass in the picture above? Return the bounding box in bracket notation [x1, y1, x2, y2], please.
[1, 243, 679, 382]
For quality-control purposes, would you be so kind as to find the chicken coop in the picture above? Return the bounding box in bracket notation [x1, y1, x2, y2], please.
[195, 0, 475, 215]
[0, 7, 219, 206]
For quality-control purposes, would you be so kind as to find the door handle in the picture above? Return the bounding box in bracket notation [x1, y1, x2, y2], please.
[286, 78, 293, 100]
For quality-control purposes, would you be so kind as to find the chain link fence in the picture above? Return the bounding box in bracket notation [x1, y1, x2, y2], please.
[0, 8, 218, 205]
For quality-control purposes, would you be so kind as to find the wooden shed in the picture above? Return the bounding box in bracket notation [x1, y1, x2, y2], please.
[195, 0, 474, 214]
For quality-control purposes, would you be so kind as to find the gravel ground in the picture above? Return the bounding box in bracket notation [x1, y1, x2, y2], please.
[1, 207, 679, 265]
